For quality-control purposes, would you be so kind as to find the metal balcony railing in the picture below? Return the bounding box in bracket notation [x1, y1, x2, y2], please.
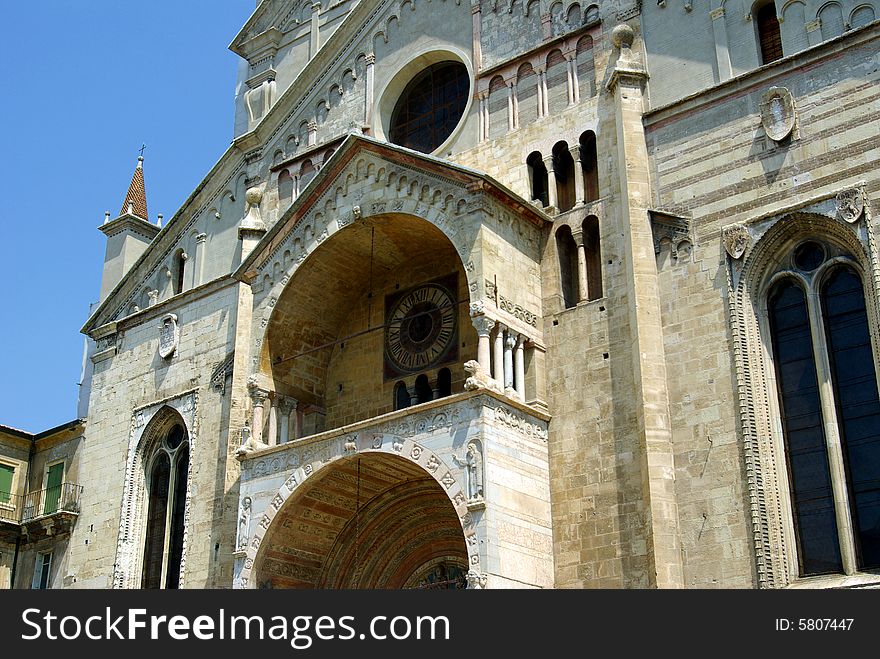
[0, 483, 83, 524]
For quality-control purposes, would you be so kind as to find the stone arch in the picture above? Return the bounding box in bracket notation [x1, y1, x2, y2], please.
[727, 205, 879, 587]
[239, 444, 478, 588]
[113, 394, 198, 589]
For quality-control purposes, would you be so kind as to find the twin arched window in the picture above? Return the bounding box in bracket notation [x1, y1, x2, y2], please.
[766, 242, 880, 576]
[142, 423, 190, 588]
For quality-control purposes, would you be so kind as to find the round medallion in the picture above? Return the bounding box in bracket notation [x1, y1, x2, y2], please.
[385, 283, 457, 373]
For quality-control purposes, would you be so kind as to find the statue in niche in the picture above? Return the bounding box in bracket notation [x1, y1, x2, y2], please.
[453, 442, 484, 502]
[236, 497, 251, 552]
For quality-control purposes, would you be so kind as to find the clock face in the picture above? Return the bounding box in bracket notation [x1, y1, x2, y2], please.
[384, 282, 458, 376]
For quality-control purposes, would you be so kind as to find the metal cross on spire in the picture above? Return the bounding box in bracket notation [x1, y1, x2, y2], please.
[138, 143, 147, 158]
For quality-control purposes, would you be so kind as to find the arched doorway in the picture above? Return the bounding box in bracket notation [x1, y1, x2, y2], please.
[253, 452, 468, 588]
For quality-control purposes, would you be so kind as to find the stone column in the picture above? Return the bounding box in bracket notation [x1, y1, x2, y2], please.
[504, 331, 516, 390]
[267, 396, 278, 447]
[568, 56, 581, 104]
[511, 80, 520, 130]
[481, 92, 490, 140]
[248, 386, 269, 446]
[566, 56, 576, 105]
[544, 155, 558, 210]
[492, 324, 505, 384]
[310, 3, 322, 59]
[472, 316, 495, 373]
[278, 398, 290, 444]
[514, 334, 526, 401]
[571, 144, 585, 205]
[572, 230, 589, 303]
[364, 53, 376, 127]
[539, 70, 549, 117]
[239, 188, 267, 262]
[471, 1, 483, 72]
[308, 120, 318, 147]
[710, 7, 733, 82]
[194, 233, 208, 288]
[294, 405, 304, 440]
[478, 93, 487, 142]
[607, 24, 683, 588]
[507, 82, 515, 132]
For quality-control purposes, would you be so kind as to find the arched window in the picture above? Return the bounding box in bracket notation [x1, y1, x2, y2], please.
[278, 170, 294, 206]
[415, 374, 433, 404]
[389, 61, 469, 153]
[437, 368, 452, 398]
[394, 381, 411, 411]
[850, 5, 876, 29]
[142, 423, 190, 588]
[527, 152, 549, 207]
[756, 2, 783, 64]
[579, 131, 599, 203]
[582, 215, 602, 301]
[173, 249, 187, 296]
[553, 142, 576, 213]
[819, 3, 845, 41]
[766, 243, 880, 576]
[556, 225, 579, 309]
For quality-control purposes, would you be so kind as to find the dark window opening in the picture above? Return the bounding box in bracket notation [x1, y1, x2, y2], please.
[415, 374, 433, 404]
[437, 368, 452, 398]
[142, 453, 171, 589]
[583, 215, 602, 301]
[527, 152, 549, 207]
[556, 225, 579, 309]
[553, 142, 576, 212]
[579, 131, 599, 203]
[757, 3, 783, 64]
[394, 381, 411, 411]
[389, 62, 469, 154]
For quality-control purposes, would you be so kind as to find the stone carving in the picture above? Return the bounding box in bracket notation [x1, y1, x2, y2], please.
[723, 224, 751, 260]
[466, 570, 488, 589]
[498, 295, 538, 327]
[344, 435, 358, 454]
[236, 421, 265, 457]
[158, 313, 179, 359]
[760, 87, 796, 142]
[463, 359, 503, 394]
[836, 187, 865, 223]
[452, 442, 484, 502]
[236, 497, 251, 551]
[494, 406, 549, 440]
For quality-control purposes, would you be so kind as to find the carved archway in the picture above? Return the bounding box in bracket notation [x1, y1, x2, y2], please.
[240, 443, 479, 589]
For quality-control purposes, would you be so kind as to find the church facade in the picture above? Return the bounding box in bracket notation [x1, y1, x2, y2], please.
[2, 0, 879, 589]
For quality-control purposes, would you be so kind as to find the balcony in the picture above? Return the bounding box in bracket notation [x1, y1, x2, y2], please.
[234, 390, 554, 589]
[0, 483, 83, 538]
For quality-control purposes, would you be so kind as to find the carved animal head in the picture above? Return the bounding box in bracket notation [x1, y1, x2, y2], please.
[463, 360, 480, 375]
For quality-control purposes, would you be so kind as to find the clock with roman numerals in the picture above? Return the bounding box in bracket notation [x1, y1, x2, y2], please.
[384, 280, 458, 377]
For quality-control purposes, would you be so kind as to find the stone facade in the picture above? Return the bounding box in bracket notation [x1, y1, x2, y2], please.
[4, 0, 879, 589]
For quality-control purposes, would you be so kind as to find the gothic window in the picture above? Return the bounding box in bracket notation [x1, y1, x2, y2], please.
[142, 423, 190, 588]
[389, 61, 469, 154]
[582, 215, 602, 301]
[756, 2, 783, 64]
[556, 225, 579, 309]
[394, 381, 411, 411]
[579, 131, 599, 203]
[766, 242, 880, 577]
[527, 152, 549, 207]
[553, 141, 576, 212]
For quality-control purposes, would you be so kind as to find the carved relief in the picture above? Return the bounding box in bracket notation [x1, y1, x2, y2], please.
[760, 87, 796, 142]
[158, 313, 180, 359]
[723, 224, 751, 260]
[452, 441, 484, 502]
[836, 187, 866, 224]
[236, 497, 251, 551]
[463, 359, 504, 394]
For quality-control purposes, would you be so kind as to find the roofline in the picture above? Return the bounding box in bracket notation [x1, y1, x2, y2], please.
[234, 133, 551, 280]
[0, 418, 84, 441]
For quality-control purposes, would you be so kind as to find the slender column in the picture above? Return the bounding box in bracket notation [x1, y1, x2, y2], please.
[481, 92, 490, 140]
[535, 68, 546, 118]
[471, 1, 483, 72]
[310, 3, 321, 59]
[514, 335, 526, 401]
[267, 396, 278, 447]
[194, 233, 208, 288]
[364, 53, 376, 127]
[710, 8, 733, 82]
[539, 70, 549, 117]
[249, 387, 269, 445]
[511, 80, 520, 129]
[569, 56, 581, 104]
[566, 57, 575, 105]
[806, 293, 858, 574]
[507, 82, 515, 132]
[544, 155, 558, 210]
[277, 398, 293, 444]
[572, 230, 589, 303]
[571, 145, 585, 205]
[294, 405, 304, 440]
[492, 323, 505, 384]
[478, 94, 486, 142]
[607, 25, 683, 588]
[503, 331, 516, 390]
[472, 316, 495, 373]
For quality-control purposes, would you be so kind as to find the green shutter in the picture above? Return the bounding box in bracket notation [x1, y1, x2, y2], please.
[0, 464, 13, 503]
[44, 463, 63, 514]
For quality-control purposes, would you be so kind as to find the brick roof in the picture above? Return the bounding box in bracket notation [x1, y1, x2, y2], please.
[120, 156, 148, 220]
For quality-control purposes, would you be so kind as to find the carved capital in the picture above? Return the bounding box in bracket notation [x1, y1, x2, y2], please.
[710, 7, 725, 19]
[365, 53, 376, 65]
[471, 315, 496, 337]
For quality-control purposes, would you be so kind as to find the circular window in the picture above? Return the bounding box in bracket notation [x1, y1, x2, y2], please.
[388, 61, 469, 154]
[794, 241, 826, 272]
[165, 424, 185, 450]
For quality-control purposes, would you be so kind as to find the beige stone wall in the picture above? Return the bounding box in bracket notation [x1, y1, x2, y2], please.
[67, 283, 242, 588]
[644, 28, 880, 587]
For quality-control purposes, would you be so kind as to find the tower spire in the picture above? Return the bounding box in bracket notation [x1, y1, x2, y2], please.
[120, 154, 149, 220]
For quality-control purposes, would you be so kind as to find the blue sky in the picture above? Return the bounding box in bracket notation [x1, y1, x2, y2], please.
[0, 2, 256, 432]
